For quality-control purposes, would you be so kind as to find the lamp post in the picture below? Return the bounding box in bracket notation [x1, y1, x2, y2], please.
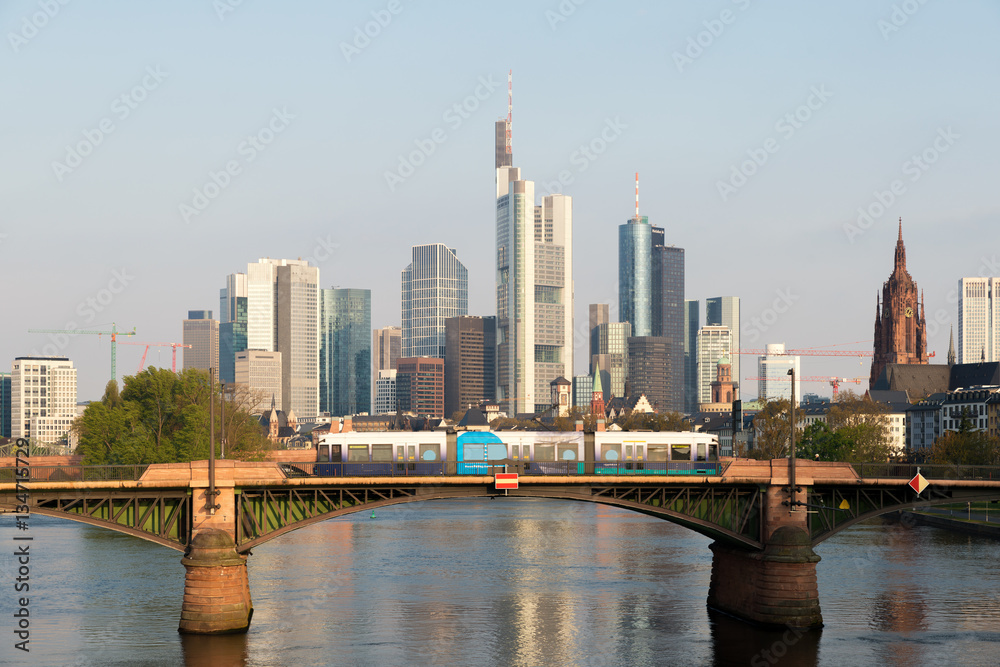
[788, 367, 797, 511]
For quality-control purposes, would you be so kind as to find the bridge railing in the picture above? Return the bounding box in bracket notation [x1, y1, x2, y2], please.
[852, 463, 1000, 481]
[0, 465, 150, 483]
[294, 460, 732, 478]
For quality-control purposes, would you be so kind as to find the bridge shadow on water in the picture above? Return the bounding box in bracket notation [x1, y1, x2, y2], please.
[708, 608, 821, 667]
[180, 633, 250, 667]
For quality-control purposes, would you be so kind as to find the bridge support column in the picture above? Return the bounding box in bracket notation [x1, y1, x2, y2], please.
[707, 525, 822, 629]
[178, 529, 253, 634]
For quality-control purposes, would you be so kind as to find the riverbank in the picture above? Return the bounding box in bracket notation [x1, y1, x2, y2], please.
[899, 510, 1000, 540]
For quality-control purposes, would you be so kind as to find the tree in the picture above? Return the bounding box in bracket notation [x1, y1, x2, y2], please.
[825, 390, 894, 462]
[613, 410, 690, 432]
[750, 398, 803, 460]
[928, 412, 1000, 466]
[797, 422, 851, 462]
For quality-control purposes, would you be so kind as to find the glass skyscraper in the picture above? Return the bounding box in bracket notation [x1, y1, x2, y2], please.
[320, 288, 372, 417]
[706, 297, 741, 386]
[402, 244, 468, 359]
[619, 216, 652, 337]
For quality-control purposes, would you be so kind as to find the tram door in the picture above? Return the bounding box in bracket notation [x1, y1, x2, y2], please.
[510, 445, 522, 473]
[624, 442, 644, 470]
[396, 445, 417, 472]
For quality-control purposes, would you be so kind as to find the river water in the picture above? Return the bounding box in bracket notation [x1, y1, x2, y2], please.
[1, 499, 998, 666]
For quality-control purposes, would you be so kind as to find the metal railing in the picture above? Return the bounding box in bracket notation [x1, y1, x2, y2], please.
[296, 459, 731, 478]
[0, 465, 150, 483]
[852, 463, 1000, 480]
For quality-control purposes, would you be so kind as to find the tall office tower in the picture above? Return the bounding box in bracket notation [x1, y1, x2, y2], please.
[589, 303, 610, 371]
[374, 369, 397, 415]
[10, 356, 77, 444]
[496, 164, 574, 415]
[958, 277, 1000, 363]
[275, 261, 320, 422]
[1, 371, 12, 438]
[706, 297, 740, 386]
[401, 244, 469, 359]
[235, 350, 282, 415]
[697, 325, 733, 406]
[319, 288, 372, 417]
[183, 310, 219, 373]
[591, 321, 631, 399]
[219, 273, 248, 384]
[653, 242, 685, 413]
[572, 374, 592, 410]
[373, 326, 402, 401]
[684, 301, 700, 414]
[246, 260, 278, 352]
[396, 357, 445, 418]
[495, 70, 512, 169]
[757, 343, 801, 404]
[627, 336, 671, 411]
[619, 214, 652, 337]
[870, 222, 928, 387]
[444, 315, 496, 418]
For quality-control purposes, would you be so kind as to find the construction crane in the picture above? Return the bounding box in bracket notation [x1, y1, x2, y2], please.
[27, 323, 136, 385]
[118, 341, 192, 373]
[747, 376, 866, 399]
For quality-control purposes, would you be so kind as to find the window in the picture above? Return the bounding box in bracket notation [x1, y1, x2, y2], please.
[372, 445, 393, 462]
[601, 443, 621, 461]
[671, 445, 691, 461]
[348, 445, 369, 462]
[419, 443, 440, 461]
[648, 445, 668, 462]
[535, 444, 556, 461]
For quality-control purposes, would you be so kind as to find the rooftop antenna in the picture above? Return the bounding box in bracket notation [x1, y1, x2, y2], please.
[506, 69, 512, 155]
[634, 172, 640, 222]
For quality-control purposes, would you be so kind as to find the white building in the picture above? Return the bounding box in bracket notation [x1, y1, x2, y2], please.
[757, 343, 801, 405]
[11, 356, 77, 445]
[696, 326, 733, 405]
[235, 350, 282, 415]
[496, 166, 573, 415]
[374, 369, 397, 415]
[706, 297, 740, 384]
[958, 277, 1000, 363]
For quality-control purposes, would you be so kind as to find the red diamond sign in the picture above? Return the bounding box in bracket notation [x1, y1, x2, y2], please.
[908, 472, 929, 495]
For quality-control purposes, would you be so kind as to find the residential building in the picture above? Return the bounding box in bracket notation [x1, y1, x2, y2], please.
[871, 221, 928, 387]
[374, 369, 397, 415]
[590, 321, 630, 399]
[401, 244, 468, 359]
[496, 165, 573, 415]
[182, 310, 219, 373]
[757, 343, 801, 404]
[319, 288, 371, 417]
[10, 356, 77, 444]
[396, 357, 445, 418]
[235, 350, 282, 415]
[444, 315, 496, 418]
[373, 326, 402, 401]
[697, 326, 733, 406]
[957, 276, 1000, 363]
[706, 297, 740, 386]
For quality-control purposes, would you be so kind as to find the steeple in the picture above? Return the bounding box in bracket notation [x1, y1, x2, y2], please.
[893, 218, 906, 271]
[948, 327, 956, 365]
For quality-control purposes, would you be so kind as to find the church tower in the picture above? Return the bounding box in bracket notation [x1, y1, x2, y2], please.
[870, 220, 928, 387]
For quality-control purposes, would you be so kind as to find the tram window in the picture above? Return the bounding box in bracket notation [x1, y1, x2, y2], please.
[625, 445, 633, 460]
[372, 444, 393, 462]
[535, 444, 556, 461]
[318, 444, 330, 461]
[419, 443, 440, 461]
[558, 444, 577, 460]
[348, 445, 369, 462]
[510, 445, 520, 460]
[464, 443, 485, 460]
[647, 445, 668, 462]
[487, 443, 508, 460]
[696, 444, 707, 462]
[671, 444, 691, 461]
[601, 443, 621, 461]
[708, 444, 719, 460]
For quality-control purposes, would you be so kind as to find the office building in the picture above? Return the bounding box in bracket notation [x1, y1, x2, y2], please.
[276, 261, 320, 421]
[219, 273, 248, 384]
[706, 297, 740, 386]
[496, 166, 573, 415]
[1, 372, 12, 438]
[373, 326, 402, 401]
[374, 369, 397, 415]
[697, 326, 733, 405]
[684, 300, 700, 413]
[396, 357, 445, 418]
[182, 310, 219, 373]
[757, 343, 801, 404]
[444, 315, 496, 418]
[591, 321, 630, 399]
[320, 288, 371, 417]
[572, 374, 592, 410]
[627, 336, 671, 411]
[619, 215, 652, 337]
[402, 244, 468, 358]
[10, 356, 77, 444]
[589, 303, 610, 370]
[235, 350, 282, 415]
[653, 243, 685, 413]
[958, 277, 1000, 363]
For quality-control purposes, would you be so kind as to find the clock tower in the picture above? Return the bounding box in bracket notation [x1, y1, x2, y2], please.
[870, 219, 929, 387]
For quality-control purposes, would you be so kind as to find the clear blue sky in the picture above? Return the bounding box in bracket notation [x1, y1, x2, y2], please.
[3, 0, 998, 401]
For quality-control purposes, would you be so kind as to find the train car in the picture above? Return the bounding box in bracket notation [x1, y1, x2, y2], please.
[316, 431, 449, 476]
[455, 431, 585, 475]
[592, 431, 720, 475]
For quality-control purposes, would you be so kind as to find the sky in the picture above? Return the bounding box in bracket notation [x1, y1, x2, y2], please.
[2, 0, 998, 402]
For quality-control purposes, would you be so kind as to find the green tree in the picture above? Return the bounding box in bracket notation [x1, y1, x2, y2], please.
[797, 422, 851, 462]
[750, 399, 803, 460]
[929, 412, 1000, 465]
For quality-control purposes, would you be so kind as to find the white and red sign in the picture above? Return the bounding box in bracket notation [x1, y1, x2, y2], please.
[495, 473, 519, 490]
[908, 472, 929, 495]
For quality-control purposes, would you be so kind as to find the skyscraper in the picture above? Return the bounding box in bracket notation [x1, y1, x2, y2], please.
[619, 214, 652, 337]
[0, 372, 12, 438]
[373, 326, 402, 403]
[589, 303, 610, 371]
[182, 310, 219, 373]
[401, 244, 468, 358]
[11, 356, 77, 444]
[444, 315, 496, 418]
[591, 321, 630, 399]
[396, 357, 445, 418]
[275, 261, 320, 422]
[684, 300, 700, 413]
[219, 273, 248, 384]
[374, 369, 397, 415]
[706, 297, 740, 386]
[870, 221, 927, 387]
[697, 326, 733, 406]
[235, 350, 282, 415]
[627, 336, 671, 410]
[957, 277, 1000, 363]
[319, 288, 372, 417]
[496, 165, 574, 415]
[758, 343, 801, 404]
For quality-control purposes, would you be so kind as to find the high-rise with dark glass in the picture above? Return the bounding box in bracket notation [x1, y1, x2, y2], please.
[684, 300, 700, 413]
[706, 296, 740, 387]
[619, 216, 652, 337]
[402, 244, 468, 359]
[320, 288, 371, 417]
[219, 272, 248, 385]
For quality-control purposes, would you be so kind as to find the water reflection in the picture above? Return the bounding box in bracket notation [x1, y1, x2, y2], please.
[708, 609, 821, 667]
[181, 634, 249, 667]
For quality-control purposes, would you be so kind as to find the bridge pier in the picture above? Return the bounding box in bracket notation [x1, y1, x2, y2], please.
[178, 529, 253, 634]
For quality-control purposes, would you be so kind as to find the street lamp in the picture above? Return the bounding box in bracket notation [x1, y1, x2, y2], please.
[788, 367, 797, 511]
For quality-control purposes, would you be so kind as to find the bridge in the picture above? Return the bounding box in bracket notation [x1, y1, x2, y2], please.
[3, 457, 998, 634]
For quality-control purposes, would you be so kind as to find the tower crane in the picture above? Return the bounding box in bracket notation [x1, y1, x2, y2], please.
[27, 323, 136, 386]
[118, 341, 192, 373]
[746, 376, 867, 399]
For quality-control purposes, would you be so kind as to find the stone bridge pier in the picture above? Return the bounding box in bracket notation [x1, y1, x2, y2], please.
[707, 462, 823, 629]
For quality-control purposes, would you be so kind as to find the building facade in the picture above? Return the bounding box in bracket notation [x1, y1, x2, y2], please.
[10, 356, 77, 444]
[871, 222, 928, 387]
[684, 299, 700, 414]
[275, 261, 320, 422]
[757, 343, 801, 404]
[591, 321, 630, 399]
[319, 288, 372, 417]
[396, 357, 445, 418]
[619, 215, 652, 337]
[374, 369, 397, 415]
[627, 336, 671, 411]
[182, 310, 219, 374]
[402, 244, 468, 359]
[706, 297, 740, 386]
[957, 276, 1000, 364]
[219, 273, 248, 384]
[444, 315, 496, 418]
[235, 350, 282, 415]
[373, 326, 402, 402]
[697, 326, 734, 406]
[0, 372, 11, 438]
[589, 303, 610, 370]
[654, 242, 685, 413]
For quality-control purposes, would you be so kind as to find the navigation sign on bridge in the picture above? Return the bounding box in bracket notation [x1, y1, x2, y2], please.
[909, 471, 929, 495]
[495, 473, 518, 490]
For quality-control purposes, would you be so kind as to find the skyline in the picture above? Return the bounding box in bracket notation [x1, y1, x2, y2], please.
[4, 1, 999, 401]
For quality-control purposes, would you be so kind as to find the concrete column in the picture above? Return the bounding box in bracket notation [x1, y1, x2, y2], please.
[178, 529, 254, 634]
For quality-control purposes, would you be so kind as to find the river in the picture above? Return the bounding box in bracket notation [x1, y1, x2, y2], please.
[1, 499, 998, 666]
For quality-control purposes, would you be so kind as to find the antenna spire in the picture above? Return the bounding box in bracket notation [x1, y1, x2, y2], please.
[506, 70, 512, 155]
[635, 172, 640, 221]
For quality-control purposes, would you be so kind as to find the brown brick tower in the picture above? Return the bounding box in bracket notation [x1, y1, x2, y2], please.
[870, 220, 928, 387]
